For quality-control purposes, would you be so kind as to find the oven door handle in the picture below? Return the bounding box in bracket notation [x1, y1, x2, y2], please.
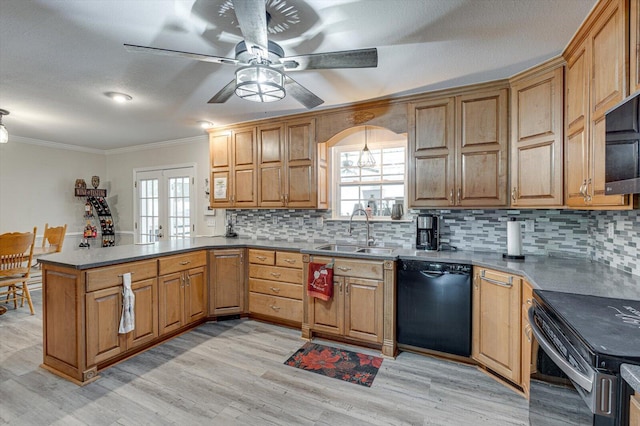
[528, 307, 594, 392]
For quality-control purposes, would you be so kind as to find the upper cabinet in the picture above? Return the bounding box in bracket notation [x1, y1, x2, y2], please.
[564, 0, 632, 208]
[509, 61, 565, 207]
[632, 0, 640, 94]
[211, 118, 327, 210]
[210, 127, 257, 208]
[409, 85, 508, 208]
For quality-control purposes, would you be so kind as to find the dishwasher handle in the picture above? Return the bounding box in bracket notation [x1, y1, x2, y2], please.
[419, 270, 445, 278]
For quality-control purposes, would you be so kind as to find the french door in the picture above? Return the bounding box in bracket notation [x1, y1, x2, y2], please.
[134, 166, 195, 243]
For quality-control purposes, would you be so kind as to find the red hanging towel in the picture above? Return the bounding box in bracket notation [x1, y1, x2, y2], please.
[307, 260, 335, 301]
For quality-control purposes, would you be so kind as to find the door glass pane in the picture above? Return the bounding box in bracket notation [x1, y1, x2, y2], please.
[139, 178, 159, 243]
[168, 176, 191, 239]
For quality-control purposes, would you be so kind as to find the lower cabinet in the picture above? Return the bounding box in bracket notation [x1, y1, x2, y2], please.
[158, 251, 207, 335]
[305, 256, 390, 349]
[472, 267, 522, 385]
[209, 249, 245, 316]
[85, 262, 158, 367]
[521, 280, 534, 398]
[248, 249, 303, 325]
[630, 392, 640, 426]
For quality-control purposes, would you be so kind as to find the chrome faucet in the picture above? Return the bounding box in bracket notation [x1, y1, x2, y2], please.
[349, 208, 376, 246]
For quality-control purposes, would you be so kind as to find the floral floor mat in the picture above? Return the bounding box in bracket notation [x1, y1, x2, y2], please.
[284, 342, 383, 387]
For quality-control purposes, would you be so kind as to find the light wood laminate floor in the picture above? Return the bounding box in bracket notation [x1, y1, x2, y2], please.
[0, 290, 529, 425]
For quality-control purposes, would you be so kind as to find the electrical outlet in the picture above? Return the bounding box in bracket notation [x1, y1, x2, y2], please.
[316, 216, 324, 228]
[206, 217, 215, 228]
[524, 220, 535, 232]
[298, 217, 304, 227]
[607, 222, 615, 239]
[272, 216, 278, 225]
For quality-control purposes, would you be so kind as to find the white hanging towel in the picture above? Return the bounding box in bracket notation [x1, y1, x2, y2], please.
[119, 273, 135, 334]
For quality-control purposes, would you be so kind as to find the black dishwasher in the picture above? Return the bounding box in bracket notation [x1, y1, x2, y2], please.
[397, 260, 472, 357]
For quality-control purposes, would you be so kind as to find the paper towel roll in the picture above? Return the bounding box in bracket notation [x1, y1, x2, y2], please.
[507, 218, 522, 256]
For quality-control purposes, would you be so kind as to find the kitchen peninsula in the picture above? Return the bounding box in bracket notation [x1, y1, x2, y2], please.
[39, 237, 640, 386]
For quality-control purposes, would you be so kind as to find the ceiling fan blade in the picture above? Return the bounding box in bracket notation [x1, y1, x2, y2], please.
[208, 79, 237, 104]
[124, 44, 240, 66]
[281, 48, 378, 71]
[232, 0, 269, 55]
[284, 75, 324, 109]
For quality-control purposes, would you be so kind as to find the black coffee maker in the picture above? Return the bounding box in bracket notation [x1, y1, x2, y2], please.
[416, 214, 439, 251]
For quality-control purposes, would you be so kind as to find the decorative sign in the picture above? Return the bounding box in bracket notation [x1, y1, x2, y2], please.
[213, 177, 228, 199]
[75, 188, 107, 197]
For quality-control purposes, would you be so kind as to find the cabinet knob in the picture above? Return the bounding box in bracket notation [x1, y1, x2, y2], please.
[337, 266, 351, 272]
[449, 189, 454, 205]
[179, 261, 191, 266]
[270, 305, 281, 311]
[457, 188, 461, 204]
[256, 255, 267, 261]
[284, 258, 296, 264]
[511, 187, 517, 202]
[270, 272, 281, 278]
[270, 287, 280, 293]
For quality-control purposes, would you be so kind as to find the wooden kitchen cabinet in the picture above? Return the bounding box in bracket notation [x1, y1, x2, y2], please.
[632, 0, 640, 95]
[509, 61, 565, 207]
[248, 249, 303, 325]
[258, 118, 319, 208]
[209, 248, 245, 317]
[630, 392, 640, 426]
[521, 280, 534, 398]
[158, 251, 207, 335]
[85, 261, 158, 367]
[409, 84, 508, 208]
[564, 0, 632, 208]
[209, 127, 257, 208]
[472, 267, 522, 385]
[305, 256, 391, 351]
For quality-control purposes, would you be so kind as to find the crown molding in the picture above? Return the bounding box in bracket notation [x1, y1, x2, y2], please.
[10, 135, 105, 154]
[105, 135, 207, 155]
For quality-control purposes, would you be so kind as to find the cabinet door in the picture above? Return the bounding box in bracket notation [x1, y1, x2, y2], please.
[285, 118, 316, 208]
[565, 41, 591, 207]
[308, 276, 344, 335]
[521, 280, 534, 397]
[232, 127, 257, 207]
[210, 131, 233, 208]
[588, 0, 629, 207]
[408, 97, 455, 207]
[344, 277, 384, 344]
[86, 286, 125, 365]
[456, 88, 508, 207]
[632, 0, 640, 94]
[258, 123, 285, 207]
[128, 278, 158, 349]
[158, 272, 185, 335]
[472, 269, 522, 384]
[209, 249, 245, 316]
[510, 67, 564, 207]
[185, 266, 207, 324]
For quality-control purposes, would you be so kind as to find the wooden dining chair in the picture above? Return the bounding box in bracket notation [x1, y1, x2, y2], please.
[0, 227, 37, 315]
[33, 223, 67, 257]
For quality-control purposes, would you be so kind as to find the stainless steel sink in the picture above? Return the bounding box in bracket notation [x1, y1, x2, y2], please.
[355, 247, 395, 254]
[315, 244, 360, 252]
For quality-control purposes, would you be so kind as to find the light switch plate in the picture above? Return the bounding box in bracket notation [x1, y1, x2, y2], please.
[524, 220, 534, 232]
[607, 222, 615, 239]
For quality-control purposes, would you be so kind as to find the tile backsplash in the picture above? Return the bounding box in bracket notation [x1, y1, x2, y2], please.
[227, 208, 639, 277]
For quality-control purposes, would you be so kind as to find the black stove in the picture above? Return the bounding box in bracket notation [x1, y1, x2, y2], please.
[536, 290, 640, 370]
[530, 290, 640, 425]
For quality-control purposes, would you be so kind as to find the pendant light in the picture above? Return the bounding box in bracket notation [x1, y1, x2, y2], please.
[357, 126, 376, 168]
[0, 109, 9, 144]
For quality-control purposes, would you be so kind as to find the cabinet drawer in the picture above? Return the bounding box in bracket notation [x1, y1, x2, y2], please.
[312, 256, 384, 280]
[86, 260, 157, 292]
[249, 264, 302, 284]
[248, 249, 275, 265]
[249, 292, 302, 323]
[249, 278, 302, 300]
[158, 251, 206, 276]
[275, 251, 303, 269]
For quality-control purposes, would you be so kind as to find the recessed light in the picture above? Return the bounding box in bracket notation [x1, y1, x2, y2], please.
[198, 120, 214, 129]
[105, 92, 132, 103]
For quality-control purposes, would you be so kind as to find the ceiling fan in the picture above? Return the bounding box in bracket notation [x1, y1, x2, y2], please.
[124, 0, 378, 109]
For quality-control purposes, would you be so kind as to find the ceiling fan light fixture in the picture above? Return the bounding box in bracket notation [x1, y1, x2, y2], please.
[235, 64, 285, 103]
[0, 109, 9, 144]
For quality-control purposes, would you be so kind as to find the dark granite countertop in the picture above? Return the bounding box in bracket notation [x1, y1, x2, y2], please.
[622, 364, 640, 393]
[38, 237, 640, 301]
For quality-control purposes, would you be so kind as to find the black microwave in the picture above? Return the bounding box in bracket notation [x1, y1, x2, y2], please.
[605, 91, 640, 195]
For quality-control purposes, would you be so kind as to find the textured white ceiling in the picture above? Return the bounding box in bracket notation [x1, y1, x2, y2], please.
[0, 0, 597, 150]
